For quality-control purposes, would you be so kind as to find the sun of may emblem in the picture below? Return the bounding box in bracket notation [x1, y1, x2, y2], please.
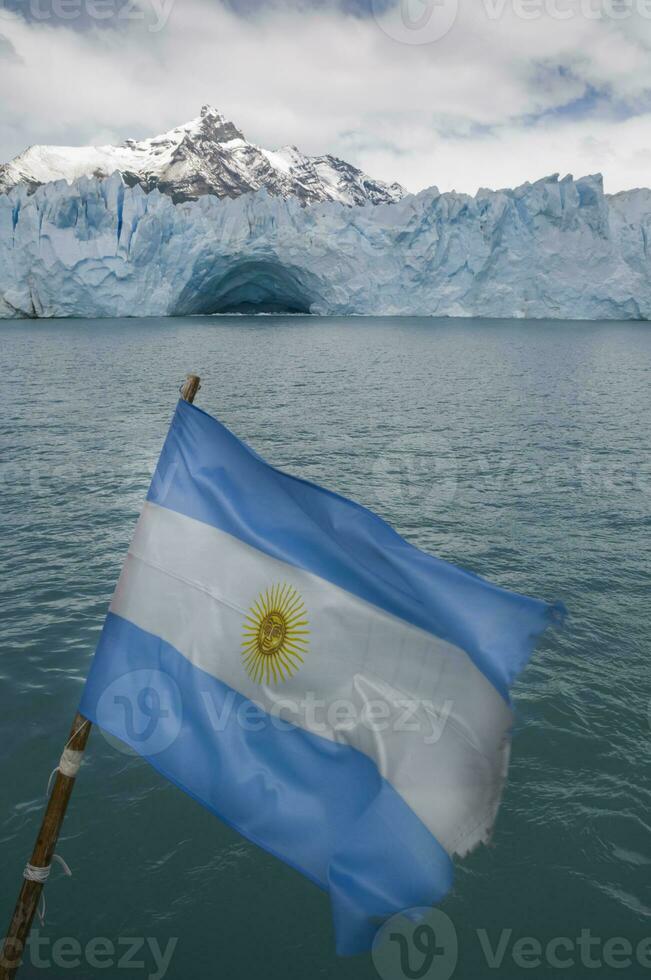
[241, 584, 310, 684]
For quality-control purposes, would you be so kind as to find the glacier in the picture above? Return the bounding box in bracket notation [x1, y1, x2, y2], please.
[1, 170, 651, 320]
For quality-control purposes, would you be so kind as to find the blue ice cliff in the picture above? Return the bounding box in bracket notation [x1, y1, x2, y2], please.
[1, 170, 650, 319]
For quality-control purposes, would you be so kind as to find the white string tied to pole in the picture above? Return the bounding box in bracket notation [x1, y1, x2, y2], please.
[23, 854, 72, 925]
[31, 734, 83, 924]
[46, 748, 83, 796]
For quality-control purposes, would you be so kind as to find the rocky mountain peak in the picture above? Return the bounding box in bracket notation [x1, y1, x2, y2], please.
[0, 109, 407, 207]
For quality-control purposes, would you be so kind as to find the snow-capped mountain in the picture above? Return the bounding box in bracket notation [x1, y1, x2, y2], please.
[2, 170, 650, 319]
[0, 106, 406, 207]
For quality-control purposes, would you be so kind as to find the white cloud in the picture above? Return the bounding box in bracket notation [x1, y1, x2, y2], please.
[1, 0, 651, 193]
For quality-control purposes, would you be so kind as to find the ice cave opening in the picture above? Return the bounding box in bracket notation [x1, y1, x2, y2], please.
[176, 260, 314, 315]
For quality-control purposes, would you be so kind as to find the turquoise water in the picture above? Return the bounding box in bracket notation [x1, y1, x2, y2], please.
[1, 315, 650, 980]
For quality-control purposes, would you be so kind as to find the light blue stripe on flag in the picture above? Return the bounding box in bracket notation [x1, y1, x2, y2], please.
[79, 614, 454, 955]
[148, 400, 564, 702]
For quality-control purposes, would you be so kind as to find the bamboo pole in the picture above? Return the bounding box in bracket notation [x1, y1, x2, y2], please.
[0, 713, 91, 978]
[180, 374, 201, 404]
[0, 374, 201, 979]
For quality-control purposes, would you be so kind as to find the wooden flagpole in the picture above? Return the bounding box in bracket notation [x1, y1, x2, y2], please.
[0, 374, 202, 980]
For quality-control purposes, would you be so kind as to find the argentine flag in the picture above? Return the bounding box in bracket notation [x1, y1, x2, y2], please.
[80, 399, 562, 954]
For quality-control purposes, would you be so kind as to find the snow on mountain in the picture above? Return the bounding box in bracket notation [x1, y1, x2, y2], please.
[1, 170, 650, 320]
[0, 106, 406, 207]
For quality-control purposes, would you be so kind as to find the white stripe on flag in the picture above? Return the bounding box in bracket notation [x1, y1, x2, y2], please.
[110, 502, 513, 857]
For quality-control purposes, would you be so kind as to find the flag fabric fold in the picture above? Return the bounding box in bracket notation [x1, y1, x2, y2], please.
[80, 399, 563, 954]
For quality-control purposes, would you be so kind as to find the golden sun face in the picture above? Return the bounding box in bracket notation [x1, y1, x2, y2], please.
[241, 584, 310, 684]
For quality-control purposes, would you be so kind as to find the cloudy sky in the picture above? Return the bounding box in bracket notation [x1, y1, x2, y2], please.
[1, 0, 651, 195]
